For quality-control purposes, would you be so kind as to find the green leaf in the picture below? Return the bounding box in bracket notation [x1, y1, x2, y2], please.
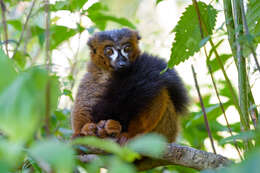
[71, 136, 140, 162]
[108, 156, 136, 173]
[168, 2, 217, 67]
[208, 54, 232, 73]
[7, 20, 23, 31]
[63, 89, 74, 101]
[0, 49, 17, 93]
[29, 140, 75, 173]
[156, 0, 164, 5]
[85, 156, 105, 173]
[0, 67, 60, 142]
[87, 3, 136, 30]
[30, 25, 84, 49]
[50, 0, 88, 12]
[50, 25, 84, 50]
[247, 0, 260, 42]
[219, 131, 256, 145]
[13, 51, 28, 69]
[127, 133, 167, 158]
[0, 138, 24, 170]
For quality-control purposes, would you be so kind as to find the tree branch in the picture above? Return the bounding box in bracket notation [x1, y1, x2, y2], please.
[78, 143, 232, 171]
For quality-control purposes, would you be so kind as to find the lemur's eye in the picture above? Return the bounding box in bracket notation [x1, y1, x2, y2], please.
[104, 47, 114, 56]
[124, 45, 131, 53]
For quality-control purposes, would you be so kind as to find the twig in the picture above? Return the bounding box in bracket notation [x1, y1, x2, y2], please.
[44, 0, 51, 136]
[207, 64, 243, 160]
[0, 0, 9, 57]
[12, 0, 37, 58]
[78, 143, 232, 170]
[191, 65, 217, 154]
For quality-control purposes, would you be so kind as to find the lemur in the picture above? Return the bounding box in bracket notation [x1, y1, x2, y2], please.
[71, 28, 189, 144]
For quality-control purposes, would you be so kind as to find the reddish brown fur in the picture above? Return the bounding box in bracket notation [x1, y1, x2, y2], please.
[71, 29, 182, 143]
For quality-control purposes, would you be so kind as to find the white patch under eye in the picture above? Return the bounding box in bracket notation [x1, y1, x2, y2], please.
[110, 47, 118, 61]
[121, 49, 128, 59]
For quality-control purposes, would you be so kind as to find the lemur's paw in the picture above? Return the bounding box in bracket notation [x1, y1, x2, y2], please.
[104, 119, 122, 137]
[96, 119, 122, 138]
[80, 123, 97, 136]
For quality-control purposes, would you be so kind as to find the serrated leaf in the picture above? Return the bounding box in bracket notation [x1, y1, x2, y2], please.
[71, 136, 140, 162]
[168, 2, 217, 67]
[29, 140, 75, 173]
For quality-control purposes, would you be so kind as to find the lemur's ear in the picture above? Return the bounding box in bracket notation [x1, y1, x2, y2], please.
[134, 31, 141, 40]
[87, 35, 97, 54]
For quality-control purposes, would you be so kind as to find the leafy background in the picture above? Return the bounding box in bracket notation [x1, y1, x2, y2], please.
[0, 0, 260, 172]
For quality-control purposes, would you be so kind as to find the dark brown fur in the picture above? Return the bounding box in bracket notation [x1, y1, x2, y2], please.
[71, 28, 188, 143]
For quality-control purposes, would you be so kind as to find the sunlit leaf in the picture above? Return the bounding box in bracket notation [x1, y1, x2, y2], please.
[156, 0, 164, 5]
[50, 0, 88, 12]
[169, 2, 217, 67]
[87, 3, 136, 30]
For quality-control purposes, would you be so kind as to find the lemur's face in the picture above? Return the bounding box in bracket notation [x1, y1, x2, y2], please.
[103, 42, 132, 70]
[87, 28, 141, 71]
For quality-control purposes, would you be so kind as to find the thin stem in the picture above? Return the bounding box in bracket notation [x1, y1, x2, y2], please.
[44, 0, 51, 136]
[0, 0, 9, 57]
[207, 63, 243, 160]
[191, 65, 217, 154]
[192, 0, 246, 130]
[12, 0, 37, 58]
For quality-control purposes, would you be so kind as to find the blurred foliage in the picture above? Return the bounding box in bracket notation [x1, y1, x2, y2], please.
[0, 0, 260, 173]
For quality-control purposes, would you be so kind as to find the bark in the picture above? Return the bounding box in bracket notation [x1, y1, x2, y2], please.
[78, 142, 232, 171]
